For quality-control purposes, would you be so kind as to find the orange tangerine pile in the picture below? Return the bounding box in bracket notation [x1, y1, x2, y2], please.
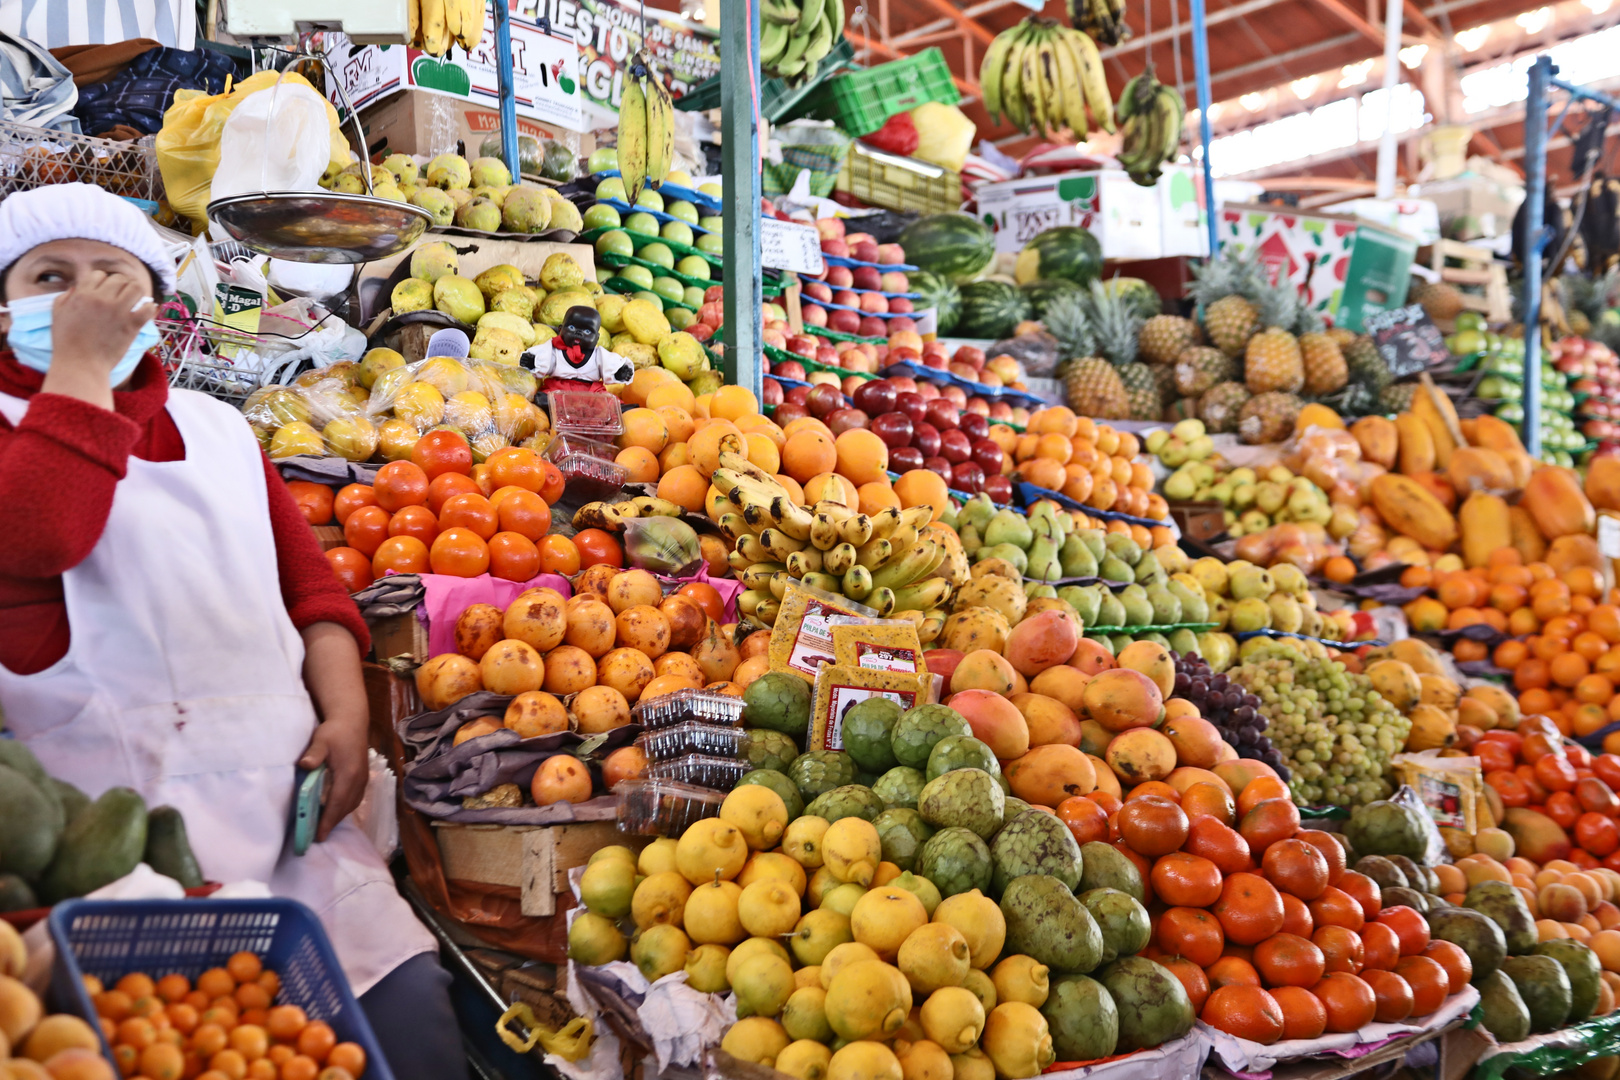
[88, 953, 367, 1080]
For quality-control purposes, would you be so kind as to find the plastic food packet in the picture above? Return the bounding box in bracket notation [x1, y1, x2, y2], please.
[243, 353, 548, 461]
[621, 516, 701, 575]
[828, 618, 927, 675]
[1388, 781, 1451, 867]
[1393, 751, 1485, 838]
[769, 583, 879, 683]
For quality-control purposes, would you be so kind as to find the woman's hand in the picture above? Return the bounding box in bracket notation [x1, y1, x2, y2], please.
[299, 622, 372, 842]
[51, 270, 156, 376]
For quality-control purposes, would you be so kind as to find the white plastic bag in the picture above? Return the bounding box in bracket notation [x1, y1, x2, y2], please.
[209, 82, 332, 204]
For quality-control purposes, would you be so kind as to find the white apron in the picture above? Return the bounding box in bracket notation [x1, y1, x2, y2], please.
[0, 388, 434, 995]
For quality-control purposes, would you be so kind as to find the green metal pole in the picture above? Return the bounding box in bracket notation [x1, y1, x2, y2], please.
[720, 0, 763, 397]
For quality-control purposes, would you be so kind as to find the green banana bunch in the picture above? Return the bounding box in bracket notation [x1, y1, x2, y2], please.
[615, 52, 674, 206]
[710, 450, 954, 628]
[980, 18, 1114, 138]
[1117, 69, 1186, 188]
[764, 0, 844, 85]
[1067, 0, 1129, 47]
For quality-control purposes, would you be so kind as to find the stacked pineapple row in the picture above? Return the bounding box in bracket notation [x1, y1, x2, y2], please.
[1053, 254, 1405, 442]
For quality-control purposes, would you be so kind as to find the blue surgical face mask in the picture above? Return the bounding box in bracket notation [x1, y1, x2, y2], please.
[4, 292, 160, 387]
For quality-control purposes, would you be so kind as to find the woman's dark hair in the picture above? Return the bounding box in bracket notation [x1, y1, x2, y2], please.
[0, 261, 163, 303]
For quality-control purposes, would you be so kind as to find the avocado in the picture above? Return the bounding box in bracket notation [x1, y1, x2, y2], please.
[39, 787, 147, 903]
[51, 778, 90, 825]
[1499, 954, 1571, 1032]
[0, 762, 65, 881]
[1531, 939, 1601, 1023]
[1476, 969, 1531, 1042]
[144, 806, 204, 889]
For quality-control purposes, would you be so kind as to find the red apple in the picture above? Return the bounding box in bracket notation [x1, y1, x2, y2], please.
[896, 392, 928, 424]
[872, 411, 914, 449]
[827, 265, 854, 287]
[859, 316, 888, 337]
[890, 445, 925, 472]
[952, 461, 985, 494]
[827, 407, 869, 435]
[775, 359, 807, 381]
[888, 316, 917, 334]
[915, 381, 941, 401]
[941, 385, 968, 407]
[880, 271, 909, 292]
[821, 238, 850, 257]
[940, 428, 972, 464]
[762, 378, 785, 405]
[954, 345, 986, 368]
[960, 412, 990, 441]
[804, 281, 833, 303]
[948, 361, 980, 381]
[923, 351, 950, 370]
[852, 265, 882, 291]
[925, 399, 961, 431]
[889, 297, 914, 315]
[853, 379, 897, 414]
[806, 383, 844, 418]
[965, 397, 990, 416]
[816, 345, 840, 365]
[763, 328, 788, 349]
[877, 243, 906, 265]
[788, 333, 818, 358]
[774, 402, 809, 426]
[989, 400, 1014, 420]
[853, 240, 880, 263]
[688, 324, 714, 343]
[923, 456, 954, 483]
[983, 474, 1014, 504]
[860, 292, 890, 315]
[846, 232, 874, 246]
[844, 376, 869, 396]
[704, 285, 725, 303]
[802, 304, 829, 328]
[833, 289, 861, 308]
[830, 309, 863, 334]
[912, 421, 941, 458]
[888, 346, 921, 365]
[817, 218, 846, 241]
[970, 438, 1005, 474]
[786, 385, 811, 406]
[888, 375, 919, 393]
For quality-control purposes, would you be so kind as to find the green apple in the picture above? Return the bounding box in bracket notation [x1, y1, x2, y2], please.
[595, 177, 627, 201]
[625, 211, 661, 237]
[667, 307, 696, 330]
[667, 200, 699, 225]
[684, 286, 706, 307]
[640, 242, 675, 270]
[620, 264, 655, 289]
[594, 230, 635, 258]
[588, 148, 619, 174]
[699, 183, 722, 198]
[634, 289, 665, 309]
[696, 233, 724, 255]
[676, 255, 712, 281]
[583, 202, 622, 230]
[661, 220, 695, 247]
[635, 189, 665, 212]
[699, 216, 723, 231]
[652, 276, 686, 304]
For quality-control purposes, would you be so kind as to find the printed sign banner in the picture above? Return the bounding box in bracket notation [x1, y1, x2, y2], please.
[509, 0, 721, 123]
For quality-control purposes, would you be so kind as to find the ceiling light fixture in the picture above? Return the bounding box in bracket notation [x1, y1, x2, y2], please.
[1339, 59, 1374, 88]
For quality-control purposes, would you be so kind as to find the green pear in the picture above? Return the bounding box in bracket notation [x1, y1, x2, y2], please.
[984, 509, 1034, 550]
[1062, 586, 1100, 627]
[1146, 585, 1182, 625]
[1060, 535, 1098, 578]
[1119, 586, 1154, 627]
[1268, 593, 1304, 633]
[1168, 628, 1200, 654]
[1099, 555, 1135, 584]
[1134, 551, 1165, 585]
[1080, 530, 1107, 562]
[1104, 533, 1141, 566]
[1097, 591, 1127, 629]
[960, 522, 983, 558]
[1167, 581, 1209, 623]
[1229, 565, 1275, 600]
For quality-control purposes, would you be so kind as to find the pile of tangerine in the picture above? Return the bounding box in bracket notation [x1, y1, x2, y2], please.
[89, 951, 367, 1080]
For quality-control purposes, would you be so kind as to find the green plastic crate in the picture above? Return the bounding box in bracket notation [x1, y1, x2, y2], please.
[804, 47, 960, 137]
[675, 38, 856, 122]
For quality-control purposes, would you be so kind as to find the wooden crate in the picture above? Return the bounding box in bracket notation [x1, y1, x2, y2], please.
[1168, 501, 1227, 543]
[434, 820, 646, 918]
[371, 611, 429, 662]
[312, 525, 345, 551]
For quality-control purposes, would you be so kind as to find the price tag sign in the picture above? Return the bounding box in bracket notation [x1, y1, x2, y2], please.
[761, 218, 825, 276]
[1601, 515, 1620, 560]
[1363, 304, 1452, 379]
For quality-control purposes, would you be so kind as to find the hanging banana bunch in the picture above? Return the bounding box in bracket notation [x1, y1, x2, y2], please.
[1116, 68, 1186, 187]
[1068, 0, 1129, 46]
[409, 0, 483, 56]
[617, 52, 674, 206]
[762, 0, 845, 85]
[980, 17, 1114, 140]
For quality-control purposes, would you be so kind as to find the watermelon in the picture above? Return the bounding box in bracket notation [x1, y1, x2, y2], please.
[1102, 277, 1163, 319]
[1013, 227, 1103, 286]
[898, 213, 996, 284]
[1020, 279, 1086, 320]
[909, 270, 962, 335]
[955, 280, 1031, 340]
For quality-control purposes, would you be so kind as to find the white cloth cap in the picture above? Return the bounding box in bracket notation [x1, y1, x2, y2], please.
[426, 328, 469, 359]
[0, 183, 178, 294]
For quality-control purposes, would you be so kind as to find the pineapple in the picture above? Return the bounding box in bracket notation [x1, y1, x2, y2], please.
[1138, 315, 1200, 365]
[1408, 278, 1465, 320]
[1165, 398, 1199, 422]
[1063, 359, 1130, 419]
[1174, 346, 1234, 396]
[1380, 383, 1418, 412]
[1326, 326, 1357, 348]
[1119, 364, 1164, 421]
[1189, 251, 1265, 357]
[1300, 332, 1348, 395]
[1084, 281, 1157, 420]
[1245, 327, 1304, 394]
[1239, 391, 1304, 444]
[1198, 381, 1251, 433]
[1151, 362, 1179, 407]
[1043, 291, 1096, 361]
[1344, 336, 1391, 393]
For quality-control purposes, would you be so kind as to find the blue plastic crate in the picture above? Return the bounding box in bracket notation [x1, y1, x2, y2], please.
[50, 898, 394, 1080]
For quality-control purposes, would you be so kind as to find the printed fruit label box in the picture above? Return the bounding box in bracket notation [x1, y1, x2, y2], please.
[1216, 203, 1417, 333]
[977, 171, 1164, 262]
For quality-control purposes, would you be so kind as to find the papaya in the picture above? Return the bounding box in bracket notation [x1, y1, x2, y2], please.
[1395, 413, 1435, 475]
[144, 806, 204, 889]
[1588, 456, 1620, 511]
[1412, 383, 1461, 468]
[1471, 414, 1526, 454]
[1448, 447, 1515, 496]
[1522, 466, 1595, 539]
[1406, 704, 1457, 752]
[1547, 534, 1604, 575]
[1459, 492, 1512, 568]
[1369, 473, 1458, 550]
[0, 763, 64, 882]
[1508, 506, 1547, 564]
[38, 787, 147, 903]
[1350, 416, 1398, 468]
[1409, 471, 1457, 511]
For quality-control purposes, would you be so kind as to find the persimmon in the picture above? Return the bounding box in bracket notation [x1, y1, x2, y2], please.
[1254, 932, 1326, 989]
[1360, 969, 1414, 1023]
[1157, 906, 1226, 967]
[1311, 972, 1377, 1033]
[1213, 873, 1286, 946]
[1262, 839, 1330, 901]
[1201, 985, 1284, 1044]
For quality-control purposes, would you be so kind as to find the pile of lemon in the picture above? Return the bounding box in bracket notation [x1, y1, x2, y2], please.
[569, 786, 1056, 1080]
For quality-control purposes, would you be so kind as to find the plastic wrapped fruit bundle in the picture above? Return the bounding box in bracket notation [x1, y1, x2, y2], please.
[1228, 641, 1412, 808]
[1172, 652, 1287, 777]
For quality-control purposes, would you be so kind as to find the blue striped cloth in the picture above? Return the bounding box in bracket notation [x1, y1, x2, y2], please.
[0, 30, 77, 131]
[0, 0, 194, 51]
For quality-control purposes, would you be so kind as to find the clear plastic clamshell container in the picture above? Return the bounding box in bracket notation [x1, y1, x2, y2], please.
[543, 432, 628, 501]
[635, 722, 747, 763]
[629, 688, 747, 730]
[548, 390, 624, 439]
[615, 777, 726, 836]
[644, 754, 750, 789]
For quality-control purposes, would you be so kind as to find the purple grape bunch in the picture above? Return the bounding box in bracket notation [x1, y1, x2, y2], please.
[1172, 652, 1291, 779]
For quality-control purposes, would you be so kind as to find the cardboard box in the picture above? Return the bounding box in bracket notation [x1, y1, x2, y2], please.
[1157, 166, 1264, 258]
[1412, 175, 1525, 239]
[976, 170, 1163, 261]
[1320, 196, 1442, 245]
[352, 87, 593, 162]
[1217, 203, 1418, 333]
[434, 819, 641, 917]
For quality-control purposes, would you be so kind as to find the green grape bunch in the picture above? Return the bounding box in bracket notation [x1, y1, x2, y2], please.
[1228, 641, 1412, 808]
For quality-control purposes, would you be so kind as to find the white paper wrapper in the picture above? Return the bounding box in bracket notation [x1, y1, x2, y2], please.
[1044, 1029, 1211, 1080]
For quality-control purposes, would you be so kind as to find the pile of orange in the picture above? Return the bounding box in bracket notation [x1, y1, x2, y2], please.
[1058, 761, 1469, 1046]
[89, 952, 367, 1080]
[1014, 408, 1170, 523]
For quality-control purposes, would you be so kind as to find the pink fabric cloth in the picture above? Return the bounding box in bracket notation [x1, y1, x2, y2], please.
[419, 572, 574, 658]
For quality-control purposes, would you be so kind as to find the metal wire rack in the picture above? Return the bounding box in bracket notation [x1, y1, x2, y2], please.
[0, 119, 162, 205]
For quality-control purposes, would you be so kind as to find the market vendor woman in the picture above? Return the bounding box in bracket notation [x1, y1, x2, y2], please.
[0, 184, 466, 1080]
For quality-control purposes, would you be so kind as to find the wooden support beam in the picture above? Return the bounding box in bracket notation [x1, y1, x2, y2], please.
[1303, 0, 1385, 46]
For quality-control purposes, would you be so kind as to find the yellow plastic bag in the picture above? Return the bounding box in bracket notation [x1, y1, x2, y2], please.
[157, 70, 353, 234]
[909, 102, 975, 174]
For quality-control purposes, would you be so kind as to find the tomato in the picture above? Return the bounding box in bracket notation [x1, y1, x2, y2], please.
[430, 527, 490, 577]
[332, 483, 377, 525]
[427, 472, 481, 514]
[1475, 741, 1516, 774]
[538, 460, 565, 504]
[372, 536, 429, 577]
[1578, 811, 1620, 857]
[1595, 754, 1620, 790]
[678, 582, 724, 623]
[439, 493, 498, 540]
[496, 490, 552, 541]
[574, 528, 624, 570]
[387, 505, 439, 545]
[1568, 743, 1595, 770]
[286, 481, 335, 525]
[373, 461, 430, 512]
[341, 505, 390, 557]
[411, 429, 473, 479]
[488, 532, 541, 582]
[324, 548, 373, 592]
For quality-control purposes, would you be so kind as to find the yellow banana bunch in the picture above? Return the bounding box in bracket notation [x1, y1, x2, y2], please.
[616, 51, 674, 206]
[572, 496, 686, 533]
[408, 0, 480, 55]
[980, 18, 1113, 139]
[711, 451, 951, 628]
